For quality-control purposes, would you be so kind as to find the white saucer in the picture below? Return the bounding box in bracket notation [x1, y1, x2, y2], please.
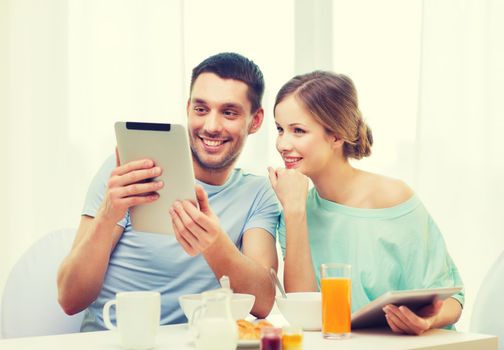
[237, 339, 260, 348]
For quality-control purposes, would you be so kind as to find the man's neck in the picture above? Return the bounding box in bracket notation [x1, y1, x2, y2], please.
[193, 160, 234, 186]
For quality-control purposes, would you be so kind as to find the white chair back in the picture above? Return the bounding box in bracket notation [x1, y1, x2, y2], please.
[470, 251, 504, 350]
[1, 228, 84, 338]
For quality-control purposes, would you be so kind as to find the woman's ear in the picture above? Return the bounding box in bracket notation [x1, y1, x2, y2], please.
[331, 135, 345, 150]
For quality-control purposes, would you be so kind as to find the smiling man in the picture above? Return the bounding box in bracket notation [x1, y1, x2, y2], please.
[57, 53, 280, 331]
[188, 70, 259, 183]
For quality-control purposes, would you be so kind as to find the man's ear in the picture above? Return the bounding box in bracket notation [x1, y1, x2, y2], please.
[186, 99, 191, 116]
[248, 108, 264, 135]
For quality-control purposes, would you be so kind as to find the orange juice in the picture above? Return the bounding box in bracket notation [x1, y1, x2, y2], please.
[281, 333, 303, 350]
[281, 326, 303, 350]
[321, 277, 351, 334]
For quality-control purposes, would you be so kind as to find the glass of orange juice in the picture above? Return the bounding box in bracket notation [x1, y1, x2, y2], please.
[320, 263, 351, 339]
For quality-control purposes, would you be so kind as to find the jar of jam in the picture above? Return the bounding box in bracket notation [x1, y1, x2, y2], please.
[260, 327, 282, 350]
[282, 326, 303, 350]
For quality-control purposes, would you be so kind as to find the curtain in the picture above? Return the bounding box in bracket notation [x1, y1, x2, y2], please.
[331, 0, 504, 331]
[0, 1, 294, 325]
[417, 0, 504, 330]
[0, 0, 185, 302]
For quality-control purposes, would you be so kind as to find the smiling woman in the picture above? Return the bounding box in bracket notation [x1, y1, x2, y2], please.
[269, 71, 464, 336]
[275, 96, 338, 174]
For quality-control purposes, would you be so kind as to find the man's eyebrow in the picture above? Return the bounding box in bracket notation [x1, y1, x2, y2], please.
[190, 99, 245, 112]
[221, 103, 245, 112]
[191, 98, 208, 105]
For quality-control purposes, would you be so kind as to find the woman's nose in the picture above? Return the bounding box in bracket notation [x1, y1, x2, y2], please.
[276, 134, 292, 153]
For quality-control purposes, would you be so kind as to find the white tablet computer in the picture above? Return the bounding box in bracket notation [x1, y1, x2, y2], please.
[351, 286, 462, 329]
[115, 121, 196, 234]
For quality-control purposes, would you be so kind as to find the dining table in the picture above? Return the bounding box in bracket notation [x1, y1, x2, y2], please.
[0, 313, 497, 350]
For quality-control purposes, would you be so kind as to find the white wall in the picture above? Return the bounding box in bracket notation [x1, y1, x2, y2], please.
[182, 0, 294, 174]
[416, 0, 504, 330]
[327, 0, 504, 330]
[331, 0, 422, 185]
[1, 0, 71, 290]
[0, 0, 185, 328]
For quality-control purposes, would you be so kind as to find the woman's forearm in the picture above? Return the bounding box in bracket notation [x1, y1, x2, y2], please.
[430, 297, 463, 329]
[283, 208, 318, 292]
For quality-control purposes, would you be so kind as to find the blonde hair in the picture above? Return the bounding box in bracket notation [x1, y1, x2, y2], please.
[274, 71, 373, 159]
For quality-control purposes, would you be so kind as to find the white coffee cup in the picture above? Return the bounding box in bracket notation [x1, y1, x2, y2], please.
[103, 291, 161, 350]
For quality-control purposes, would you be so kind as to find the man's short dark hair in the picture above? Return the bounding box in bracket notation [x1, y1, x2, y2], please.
[190, 52, 265, 113]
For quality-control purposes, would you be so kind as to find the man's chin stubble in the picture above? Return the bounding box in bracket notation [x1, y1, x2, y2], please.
[191, 148, 239, 173]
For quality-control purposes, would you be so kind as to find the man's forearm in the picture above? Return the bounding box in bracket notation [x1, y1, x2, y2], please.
[203, 234, 276, 318]
[57, 216, 119, 315]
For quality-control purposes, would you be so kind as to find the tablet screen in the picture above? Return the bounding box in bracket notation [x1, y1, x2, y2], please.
[351, 286, 462, 329]
[115, 121, 196, 234]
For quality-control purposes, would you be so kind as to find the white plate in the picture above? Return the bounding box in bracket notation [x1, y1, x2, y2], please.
[237, 339, 260, 348]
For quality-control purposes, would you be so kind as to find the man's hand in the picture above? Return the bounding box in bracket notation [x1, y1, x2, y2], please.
[170, 185, 222, 256]
[383, 299, 444, 335]
[170, 184, 277, 317]
[98, 149, 164, 224]
[58, 149, 165, 315]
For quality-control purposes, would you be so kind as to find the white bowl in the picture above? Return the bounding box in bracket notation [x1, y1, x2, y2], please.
[179, 293, 255, 322]
[275, 292, 321, 331]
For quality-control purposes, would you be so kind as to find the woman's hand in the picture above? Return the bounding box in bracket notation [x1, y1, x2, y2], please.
[268, 167, 309, 212]
[383, 299, 444, 335]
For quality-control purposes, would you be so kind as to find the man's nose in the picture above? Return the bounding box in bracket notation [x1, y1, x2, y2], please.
[203, 112, 223, 134]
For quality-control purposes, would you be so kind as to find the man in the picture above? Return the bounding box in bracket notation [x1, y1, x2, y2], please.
[57, 52, 279, 331]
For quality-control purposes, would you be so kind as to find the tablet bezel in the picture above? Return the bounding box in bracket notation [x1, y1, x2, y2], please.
[351, 286, 463, 329]
[114, 121, 196, 235]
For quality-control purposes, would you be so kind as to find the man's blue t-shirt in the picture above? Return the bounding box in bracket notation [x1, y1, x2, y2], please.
[80, 155, 279, 331]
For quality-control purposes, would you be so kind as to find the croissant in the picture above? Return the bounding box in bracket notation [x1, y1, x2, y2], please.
[236, 319, 274, 340]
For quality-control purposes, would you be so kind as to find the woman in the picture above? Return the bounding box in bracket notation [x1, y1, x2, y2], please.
[268, 71, 464, 335]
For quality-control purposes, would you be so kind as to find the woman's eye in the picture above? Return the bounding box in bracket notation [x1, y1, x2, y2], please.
[276, 126, 283, 133]
[294, 128, 305, 134]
